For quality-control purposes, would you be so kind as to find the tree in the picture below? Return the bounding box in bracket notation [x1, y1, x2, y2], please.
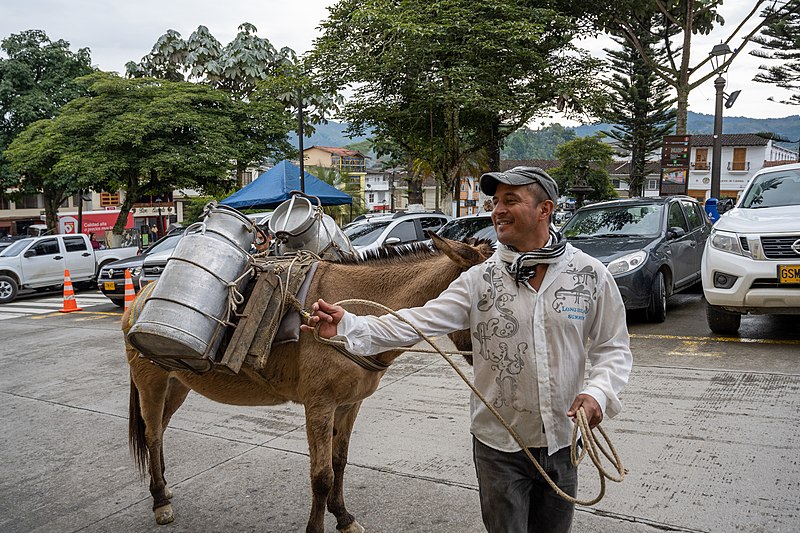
[549, 136, 617, 202]
[751, 0, 800, 105]
[7, 73, 245, 234]
[0, 30, 94, 215]
[603, 20, 676, 197]
[127, 23, 339, 186]
[310, 0, 606, 214]
[501, 124, 577, 160]
[551, 0, 799, 133]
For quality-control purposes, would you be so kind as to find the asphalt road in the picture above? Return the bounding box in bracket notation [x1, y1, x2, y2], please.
[1, 288, 798, 533]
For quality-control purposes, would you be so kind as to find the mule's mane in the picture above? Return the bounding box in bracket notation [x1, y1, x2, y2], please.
[333, 241, 440, 265]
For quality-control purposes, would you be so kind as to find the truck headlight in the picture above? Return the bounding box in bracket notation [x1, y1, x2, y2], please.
[709, 229, 743, 255]
[608, 250, 647, 276]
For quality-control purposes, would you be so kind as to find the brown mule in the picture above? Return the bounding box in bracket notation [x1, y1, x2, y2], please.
[124, 235, 493, 533]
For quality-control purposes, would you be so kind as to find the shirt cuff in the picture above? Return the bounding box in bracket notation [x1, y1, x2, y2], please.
[580, 386, 608, 415]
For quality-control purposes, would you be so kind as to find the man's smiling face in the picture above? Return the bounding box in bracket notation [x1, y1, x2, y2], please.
[491, 183, 549, 251]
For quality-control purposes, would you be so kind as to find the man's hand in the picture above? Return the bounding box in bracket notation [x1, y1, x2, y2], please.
[567, 394, 603, 428]
[300, 298, 345, 339]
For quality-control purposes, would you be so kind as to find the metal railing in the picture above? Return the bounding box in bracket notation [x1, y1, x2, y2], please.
[727, 161, 750, 171]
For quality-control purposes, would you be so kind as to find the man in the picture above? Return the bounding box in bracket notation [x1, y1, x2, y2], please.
[302, 167, 632, 532]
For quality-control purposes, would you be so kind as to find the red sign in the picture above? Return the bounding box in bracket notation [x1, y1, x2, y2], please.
[58, 210, 134, 234]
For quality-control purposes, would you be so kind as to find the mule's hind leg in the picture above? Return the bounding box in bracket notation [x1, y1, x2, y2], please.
[328, 402, 365, 533]
[304, 403, 336, 533]
[129, 359, 188, 525]
[158, 377, 191, 502]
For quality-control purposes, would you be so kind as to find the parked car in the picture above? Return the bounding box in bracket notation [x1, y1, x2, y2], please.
[97, 232, 185, 307]
[702, 162, 800, 334]
[0, 234, 139, 304]
[136, 231, 188, 288]
[561, 196, 712, 322]
[437, 212, 496, 242]
[343, 211, 450, 255]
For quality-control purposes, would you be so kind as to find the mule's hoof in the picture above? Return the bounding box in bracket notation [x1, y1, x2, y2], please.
[164, 487, 173, 500]
[154, 504, 174, 525]
[338, 521, 365, 533]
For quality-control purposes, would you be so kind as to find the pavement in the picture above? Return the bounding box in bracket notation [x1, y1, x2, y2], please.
[1, 301, 799, 533]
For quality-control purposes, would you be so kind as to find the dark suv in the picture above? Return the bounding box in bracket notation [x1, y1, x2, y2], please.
[561, 196, 711, 322]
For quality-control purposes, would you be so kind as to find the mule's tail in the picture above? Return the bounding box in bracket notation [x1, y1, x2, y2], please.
[128, 376, 148, 478]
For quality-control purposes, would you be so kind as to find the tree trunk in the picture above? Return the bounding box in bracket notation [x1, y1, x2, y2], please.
[487, 118, 501, 172]
[42, 189, 65, 234]
[675, 84, 690, 135]
[114, 173, 139, 235]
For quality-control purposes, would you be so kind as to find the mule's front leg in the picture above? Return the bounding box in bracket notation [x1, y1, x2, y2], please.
[328, 402, 365, 533]
[304, 403, 336, 533]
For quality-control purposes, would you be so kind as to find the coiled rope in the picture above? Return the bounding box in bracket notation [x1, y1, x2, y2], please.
[311, 298, 625, 506]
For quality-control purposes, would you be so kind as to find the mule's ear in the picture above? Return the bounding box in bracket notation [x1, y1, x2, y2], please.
[430, 233, 489, 268]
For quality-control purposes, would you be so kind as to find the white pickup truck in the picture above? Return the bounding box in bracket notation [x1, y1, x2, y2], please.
[0, 233, 139, 304]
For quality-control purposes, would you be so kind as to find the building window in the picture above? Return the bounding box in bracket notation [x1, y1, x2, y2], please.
[242, 171, 253, 185]
[100, 192, 120, 207]
[731, 147, 747, 171]
[647, 179, 658, 190]
[19, 194, 43, 209]
[368, 193, 375, 203]
[612, 179, 621, 188]
[694, 148, 709, 170]
[0, 195, 9, 210]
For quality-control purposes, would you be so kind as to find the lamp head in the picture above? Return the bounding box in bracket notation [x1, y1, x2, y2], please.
[709, 43, 732, 72]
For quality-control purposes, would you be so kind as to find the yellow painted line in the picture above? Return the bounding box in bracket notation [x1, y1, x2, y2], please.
[631, 333, 800, 345]
[30, 311, 122, 319]
[666, 339, 723, 358]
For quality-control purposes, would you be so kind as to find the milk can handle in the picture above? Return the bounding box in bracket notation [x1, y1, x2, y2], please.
[289, 190, 322, 208]
[185, 222, 207, 235]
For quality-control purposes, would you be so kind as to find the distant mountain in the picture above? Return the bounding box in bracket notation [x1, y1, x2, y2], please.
[292, 114, 799, 155]
[575, 111, 800, 148]
[287, 121, 371, 148]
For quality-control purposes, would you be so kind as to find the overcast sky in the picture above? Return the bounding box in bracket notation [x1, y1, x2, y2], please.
[1, 0, 796, 124]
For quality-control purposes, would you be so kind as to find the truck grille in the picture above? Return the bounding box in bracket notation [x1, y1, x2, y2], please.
[760, 235, 800, 259]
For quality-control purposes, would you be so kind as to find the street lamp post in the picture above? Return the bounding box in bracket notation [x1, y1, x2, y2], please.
[709, 43, 732, 201]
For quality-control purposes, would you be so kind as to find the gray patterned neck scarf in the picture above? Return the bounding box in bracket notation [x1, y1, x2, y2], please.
[498, 227, 567, 285]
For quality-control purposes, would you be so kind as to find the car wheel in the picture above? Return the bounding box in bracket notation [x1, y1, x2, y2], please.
[706, 302, 741, 334]
[645, 271, 667, 323]
[111, 299, 125, 308]
[0, 275, 18, 304]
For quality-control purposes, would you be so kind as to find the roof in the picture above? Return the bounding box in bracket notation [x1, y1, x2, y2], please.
[305, 146, 367, 158]
[690, 134, 770, 147]
[501, 159, 663, 176]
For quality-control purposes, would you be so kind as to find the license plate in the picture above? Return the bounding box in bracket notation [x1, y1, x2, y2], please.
[104, 281, 116, 291]
[778, 265, 800, 284]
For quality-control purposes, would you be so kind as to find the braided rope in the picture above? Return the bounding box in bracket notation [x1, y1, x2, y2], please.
[312, 298, 625, 506]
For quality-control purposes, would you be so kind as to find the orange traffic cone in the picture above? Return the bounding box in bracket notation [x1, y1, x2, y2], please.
[123, 268, 135, 312]
[59, 269, 83, 313]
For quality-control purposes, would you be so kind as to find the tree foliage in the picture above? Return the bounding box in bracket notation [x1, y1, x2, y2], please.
[549, 136, 617, 201]
[603, 19, 676, 197]
[0, 29, 94, 204]
[501, 124, 578, 160]
[751, 0, 800, 105]
[127, 23, 340, 185]
[553, 0, 799, 133]
[6, 73, 246, 234]
[310, 0, 606, 212]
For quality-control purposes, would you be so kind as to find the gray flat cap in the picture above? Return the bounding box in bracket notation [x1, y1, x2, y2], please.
[480, 166, 559, 201]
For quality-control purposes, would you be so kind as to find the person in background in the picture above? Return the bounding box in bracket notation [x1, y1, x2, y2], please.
[88, 232, 101, 250]
[302, 166, 633, 533]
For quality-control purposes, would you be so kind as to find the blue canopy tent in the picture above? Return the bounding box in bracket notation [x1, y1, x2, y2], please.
[221, 160, 353, 209]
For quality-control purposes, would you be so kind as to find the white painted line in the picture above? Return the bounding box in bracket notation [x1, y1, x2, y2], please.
[0, 312, 26, 320]
[0, 306, 55, 313]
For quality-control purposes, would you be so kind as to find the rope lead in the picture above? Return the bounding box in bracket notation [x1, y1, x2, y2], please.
[312, 298, 625, 506]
